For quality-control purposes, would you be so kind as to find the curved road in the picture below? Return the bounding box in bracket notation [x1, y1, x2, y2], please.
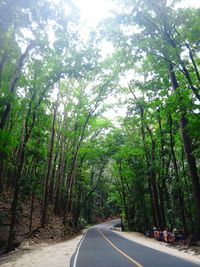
[70, 220, 199, 267]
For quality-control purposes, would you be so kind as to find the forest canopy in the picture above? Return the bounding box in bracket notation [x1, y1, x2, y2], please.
[0, 0, 200, 252]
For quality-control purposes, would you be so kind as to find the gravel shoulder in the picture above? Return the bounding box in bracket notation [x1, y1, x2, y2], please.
[114, 230, 200, 265]
[0, 234, 83, 267]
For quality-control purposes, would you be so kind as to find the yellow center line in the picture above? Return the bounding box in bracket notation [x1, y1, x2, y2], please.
[98, 228, 144, 267]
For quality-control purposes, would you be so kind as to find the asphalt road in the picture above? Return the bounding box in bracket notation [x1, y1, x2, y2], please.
[70, 220, 199, 267]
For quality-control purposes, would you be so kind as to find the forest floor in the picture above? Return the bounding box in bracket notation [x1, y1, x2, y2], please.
[0, 191, 84, 267]
[0, 191, 80, 254]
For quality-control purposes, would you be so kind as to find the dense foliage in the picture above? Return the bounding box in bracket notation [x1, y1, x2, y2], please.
[0, 0, 200, 252]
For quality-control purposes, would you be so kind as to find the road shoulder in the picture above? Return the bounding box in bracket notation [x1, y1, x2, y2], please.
[0, 234, 84, 267]
[113, 230, 200, 264]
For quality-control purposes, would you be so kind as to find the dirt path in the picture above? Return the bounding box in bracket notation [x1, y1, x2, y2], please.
[0, 234, 83, 267]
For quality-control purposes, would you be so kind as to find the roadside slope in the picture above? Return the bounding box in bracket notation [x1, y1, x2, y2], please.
[0, 234, 83, 267]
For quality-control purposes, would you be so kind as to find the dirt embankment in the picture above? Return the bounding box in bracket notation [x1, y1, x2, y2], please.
[0, 191, 80, 254]
[0, 191, 83, 267]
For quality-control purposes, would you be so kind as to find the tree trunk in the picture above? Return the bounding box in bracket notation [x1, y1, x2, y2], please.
[139, 108, 157, 226]
[181, 150, 194, 232]
[180, 114, 200, 237]
[150, 137, 162, 227]
[168, 114, 187, 234]
[0, 44, 32, 129]
[54, 111, 67, 214]
[118, 161, 132, 231]
[74, 165, 104, 228]
[63, 114, 93, 225]
[185, 43, 200, 83]
[29, 190, 35, 236]
[49, 148, 58, 204]
[6, 120, 26, 252]
[163, 28, 200, 101]
[63, 159, 77, 226]
[41, 92, 59, 227]
[0, 50, 8, 85]
[169, 63, 200, 238]
[157, 109, 167, 226]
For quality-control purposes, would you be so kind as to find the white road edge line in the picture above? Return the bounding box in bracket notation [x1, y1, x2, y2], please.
[72, 231, 87, 267]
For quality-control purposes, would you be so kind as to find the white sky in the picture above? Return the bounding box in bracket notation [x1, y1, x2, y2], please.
[70, 0, 200, 122]
[51, 0, 200, 122]
[72, 0, 200, 29]
[72, 0, 115, 41]
[73, 0, 114, 25]
[176, 0, 200, 8]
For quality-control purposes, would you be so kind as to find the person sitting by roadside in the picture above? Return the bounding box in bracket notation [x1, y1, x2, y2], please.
[173, 227, 182, 241]
[168, 231, 175, 243]
[158, 228, 164, 241]
[176, 229, 186, 243]
[146, 229, 154, 238]
[163, 228, 176, 243]
[154, 227, 163, 241]
[152, 227, 157, 237]
[163, 227, 168, 242]
[153, 227, 158, 238]
[173, 228, 178, 236]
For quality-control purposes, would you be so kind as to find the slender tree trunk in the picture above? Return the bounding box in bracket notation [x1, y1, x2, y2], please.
[49, 135, 60, 204]
[6, 120, 26, 252]
[0, 50, 8, 85]
[169, 64, 200, 238]
[63, 159, 77, 226]
[28, 161, 37, 236]
[139, 108, 157, 226]
[29, 190, 35, 236]
[62, 84, 108, 225]
[150, 138, 162, 227]
[54, 111, 67, 214]
[163, 29, 200, 101]
[181, 150, 194, 232]
[157, 109, 167, 226]
[168, 115, 187, 234]
[0, 160, 4, 193]
[185, 43, 200, 83]
[118, 161, 131, 231]
[63, 114, 93, 225]
[145, 123, 162, 227]
[41, 92, 59, 227]
[74, 165, 104, 228]
[180, 114, 200, 237]
[0, 44, 32, 129]
[158, 181, 166, 227]
[73, 182, 82, 228]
